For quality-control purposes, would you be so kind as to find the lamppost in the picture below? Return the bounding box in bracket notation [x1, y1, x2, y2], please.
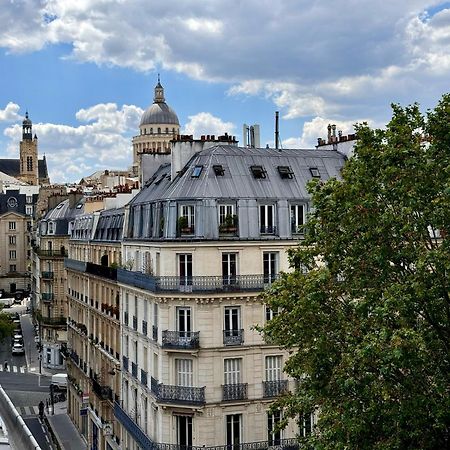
[38, 353, 42, 375]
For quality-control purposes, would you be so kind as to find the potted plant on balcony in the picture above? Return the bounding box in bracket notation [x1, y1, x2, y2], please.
[178, 216, 192, 234]
[220, 214, 238, 233]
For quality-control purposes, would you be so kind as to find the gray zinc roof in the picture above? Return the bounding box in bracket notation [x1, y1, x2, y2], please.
[131, 145, 345, 205]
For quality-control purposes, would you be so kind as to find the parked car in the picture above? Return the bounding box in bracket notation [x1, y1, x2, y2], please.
[13, 333, 23, 341]
[51, 373, 67, 391]
[12, 343, 25, 355]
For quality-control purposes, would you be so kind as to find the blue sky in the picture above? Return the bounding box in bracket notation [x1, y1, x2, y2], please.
[0, 0, 449, 183]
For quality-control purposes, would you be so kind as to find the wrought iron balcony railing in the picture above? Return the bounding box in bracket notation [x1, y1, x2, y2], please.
[41, 271, 54, 279]
[41, 292, 54, 301]
[35, 249, 68, 258]
[260, 225, 277, 235]
[263, 380, 289, 398]
[223, 329, 244, 346]
[162, 331, 200, 350]
[222, 383, 248, 401]
[65, 259, 281, 294]
[38, 315, 66, 326]
[152, 382, 205, 406]
[92, 378, 113, 401]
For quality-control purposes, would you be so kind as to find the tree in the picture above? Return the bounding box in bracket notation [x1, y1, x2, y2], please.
[0, 311, 15, 342]
[262, 94, 450, 449]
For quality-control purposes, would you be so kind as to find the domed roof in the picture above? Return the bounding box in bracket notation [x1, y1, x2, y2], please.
[23, 111, 32, 126]
[140, 80, 179, 126]
[140, 102, 179, 126]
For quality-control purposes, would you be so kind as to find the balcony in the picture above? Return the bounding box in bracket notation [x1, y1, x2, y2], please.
[260, 225, 277, 235]
[41, 271, 54, 279]
[223, 329, 244, 346]
[151, 381, 205, 406]
[35, 248, 68, 258]
[66, 259, 280, 294]
[263, 380, 289, 398]
[162, 331, 200, 350]
[222, 383, 248, 401]
[39, 316, 66, 326]
[131, 362, 138, 378]
[92, 378, 113, 401]
[41, 292, 54, 302]
[122, 356, 129, 372]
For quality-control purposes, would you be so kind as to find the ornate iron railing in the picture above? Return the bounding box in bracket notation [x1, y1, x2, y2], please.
[263, 380, 289, 398]
[41, 271, 54, 279]
[162, 331, 200, 350]
[153, 383, 205, 405]
[223, 329, 244, 346]
[92, 378, 113, 401]
[260, 225, 277, 234]
[222, 383, 248, 401]
[35, 249, 68, 257]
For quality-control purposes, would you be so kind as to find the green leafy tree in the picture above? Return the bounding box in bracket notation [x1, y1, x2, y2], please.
[0, 311, 15, 342]
[263, 95, 450, 449]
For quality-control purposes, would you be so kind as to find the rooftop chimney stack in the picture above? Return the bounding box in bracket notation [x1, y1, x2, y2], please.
[275, 111, 279, 150]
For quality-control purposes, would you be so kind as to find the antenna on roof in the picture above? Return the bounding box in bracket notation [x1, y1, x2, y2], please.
[157, 73, 160, 83]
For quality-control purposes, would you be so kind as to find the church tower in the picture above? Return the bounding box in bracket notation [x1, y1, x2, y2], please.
[19, 112, 39, 185]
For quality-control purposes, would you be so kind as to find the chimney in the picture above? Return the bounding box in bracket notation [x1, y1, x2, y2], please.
[69, 191, 83, 209]
[327, 124, 332, 143]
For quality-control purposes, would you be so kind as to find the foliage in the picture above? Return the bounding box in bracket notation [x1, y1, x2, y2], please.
[0, 312, 15, 342]
[262, 94, 450, 449]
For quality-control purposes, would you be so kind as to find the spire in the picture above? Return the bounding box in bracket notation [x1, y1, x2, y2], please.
[154, 75, 165, 103]
[22, 111, 32, 140]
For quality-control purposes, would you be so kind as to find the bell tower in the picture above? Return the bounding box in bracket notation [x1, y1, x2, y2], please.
[19, 112, 39, 185]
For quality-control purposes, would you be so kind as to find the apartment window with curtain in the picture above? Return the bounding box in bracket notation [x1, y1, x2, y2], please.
[176, 359, 193, 387]
[178, 254, 193, 288]
[222, 253, 237, 285]
[290, 204, 305, 234]
[268, 411, 282, 445]
[226, 414, 242, 449]
[223, 306, 243, 345]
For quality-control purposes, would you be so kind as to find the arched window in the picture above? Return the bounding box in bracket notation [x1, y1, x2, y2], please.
[150, 128, 153, 134]
[158, 127, 161, 134]
[165, 127, 169, 133]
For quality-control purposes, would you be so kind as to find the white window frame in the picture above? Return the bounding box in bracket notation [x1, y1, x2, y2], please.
[176, 359, 193, 387]
[265, 355, 282, 381]
[290, 204, 306, 233]
[219, 204, 235, 225]
[180, 205, 195, 228]
[259, 204, 276, 233]
[224, 358, 241, 385]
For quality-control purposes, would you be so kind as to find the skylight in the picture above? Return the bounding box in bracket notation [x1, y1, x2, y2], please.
[309, 167, 320, 178]
[277, 166, 294, 179]
[192, 165, 203, 178]
[250, 165, 267, 179]
[213, 164, 225, 176]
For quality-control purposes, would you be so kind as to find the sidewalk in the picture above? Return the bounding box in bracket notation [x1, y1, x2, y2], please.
[45, 402, 86, 450]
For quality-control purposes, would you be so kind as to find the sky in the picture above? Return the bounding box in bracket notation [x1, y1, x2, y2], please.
[0, 0, 449, 184]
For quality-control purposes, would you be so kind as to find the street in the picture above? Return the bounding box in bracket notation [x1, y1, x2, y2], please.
[0, 299, 54, 448]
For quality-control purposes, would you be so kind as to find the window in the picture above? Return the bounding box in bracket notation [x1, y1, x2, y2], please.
[268, 411, 282, 445]
[176, 359, 193, 386]
[176, 416, 192, 449]
[260, 204, 276, 234]
[191, 165, 203, 178]
[222, 253, 237, 285]
[177, 307, 191, 338]
[265, 356, 282, 381]
[178, 254, 193, 288]
[226, 414, 242, 449]
[48, 222, 54, 234]
[265, 306, 278, 321]
[219, 204, 235, 225]
[9, 235, 16, 245]
[8, 222, 16, 231]
[213, 164, 225, 176]
[9, 265, 16, 272]
[309, 167, 320, 178]
[27, 156, 33, 171]
[290, 204, 305, 234]
[299, 412, 316, 437]
[179, 205, 195, 233]
[250, 165, 267, 179]
[223, 306, 243, 344]
[26, 196, 32, 204]
[9, 250, 16, 260]
[224, 358, 241, 385]
[263, 252, 278, 283]
[26, 206, 33, 215]
[277, 165, 294, 179]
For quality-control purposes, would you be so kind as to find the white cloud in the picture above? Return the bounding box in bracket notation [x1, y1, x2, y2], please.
[183, 112, 235, 137]
[0, 103, 21, 122]
[2, 102, 143, 183]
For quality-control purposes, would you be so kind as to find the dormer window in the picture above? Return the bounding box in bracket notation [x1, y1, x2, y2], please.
[309, 167, 320, 178]
[250, 165, 267, 179]
[277, 166, 294, 179]
[192, 165, 203, 178]
[213, 164, 225, 176]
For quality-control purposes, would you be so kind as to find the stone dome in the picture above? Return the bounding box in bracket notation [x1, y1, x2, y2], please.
[140, 102, 179, 126]
[140, 81, 179, 126]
